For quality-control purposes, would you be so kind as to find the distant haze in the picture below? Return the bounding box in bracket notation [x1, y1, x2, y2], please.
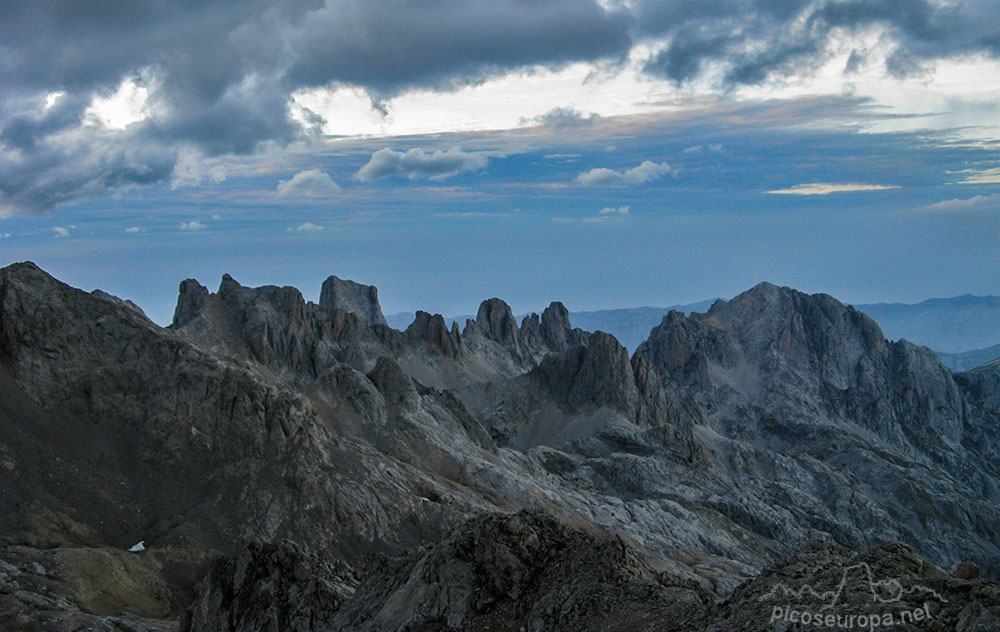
[855, 296, 1000, 354]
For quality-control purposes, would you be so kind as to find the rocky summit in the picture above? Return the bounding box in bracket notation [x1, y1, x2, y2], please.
[0, 262, 998, 631]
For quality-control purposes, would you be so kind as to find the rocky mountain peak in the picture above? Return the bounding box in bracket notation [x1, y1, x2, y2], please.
[531, 331, 634, 412]
[405, 310, 462, 358]
[708, 282, 888, 357]
[528, 331, 698, 446]
[470, 297, 519, 345]
[168, 273, 401, 377]
[540, 301, 587, 352]
[172, 278, 210, 328]
[639, 283, 892, 393]
[218, 272, 241, 293]
[319, 275, 387, 328]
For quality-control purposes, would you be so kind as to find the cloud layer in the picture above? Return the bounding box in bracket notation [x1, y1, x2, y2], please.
[2, 0, 1000, 213]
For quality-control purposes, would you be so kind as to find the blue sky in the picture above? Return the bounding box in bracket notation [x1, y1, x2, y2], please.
[2, 1, 999, 325]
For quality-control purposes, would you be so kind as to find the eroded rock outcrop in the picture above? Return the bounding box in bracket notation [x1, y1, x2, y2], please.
[182, 541, 356, 632]
[955, 358, 1000, 413]
[462, 299, 590, 373]
[333, 510, 714, 632]
[134, 510, 1000, 632]
[406, 310, 462, 358]
[171, 273, 402, 376]
[319, 275, 388, 328]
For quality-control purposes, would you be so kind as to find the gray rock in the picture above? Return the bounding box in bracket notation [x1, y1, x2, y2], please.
[635, 281, 1000, 576]
[527, 332, 698, 461]
[406, 311, 463, 358]
[319, 275, 388, 328]
[334, 510, 713, 632]
[955, 357, 1000, 411]
[182, 541, 355, 632]
[952, 561, 981, 580]
[172, 278, 210, 328]
[539, 301, 588, 352]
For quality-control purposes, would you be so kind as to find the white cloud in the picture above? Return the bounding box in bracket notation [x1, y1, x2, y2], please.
[912, 194, 998, 214]
[521, 106, 599, 128]
[951, 167, 1000, 185]
[124, 226, 143, 233]
[52, 226, 69, 237]
[276, 169, 342, 198]
[180, 220, 205, 230]
[84, 76, 150, 130]
[291, 63, 669, 138]
[288, 222, 324, 232]
[766, 183, 900, 195]
[575, 160, 671, 186]
[683, 144, 723, 154]
[171, 148, 228, 189]
[575, 167, 624, 186]
[0, 232, 11, 238]
[543, 153, 582, 161]
[435, 210, 517, 219]
[356, 147, 488, 181]
[555, 205, 630, 224]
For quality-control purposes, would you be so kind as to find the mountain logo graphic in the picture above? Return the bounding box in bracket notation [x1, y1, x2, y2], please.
[760, 562, 948, 610]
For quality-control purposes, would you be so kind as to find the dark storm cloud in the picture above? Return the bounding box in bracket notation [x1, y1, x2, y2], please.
[640, 0, 1000, 84]
[0, 0, 630, 214]
[284, 0, 632, 96]
[2, 0, 1000, 214]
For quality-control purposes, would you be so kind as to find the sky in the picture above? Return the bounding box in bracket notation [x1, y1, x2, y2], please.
[1, 0, 999, 326]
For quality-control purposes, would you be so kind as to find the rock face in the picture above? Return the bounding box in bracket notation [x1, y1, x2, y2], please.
[540, 301, 588, 352]
[955, 357, 1000, 412]
[635, 282, 1000, 576]
[171, 273, 403, 377]
[182, 541, 356, 632]
[531, 332, 672, 428]
[333, 510, 713, 632]
[462, 298, 591, 373]
[185, 511, 1000, 632]
[406, 310, 462, 358]
[319, 275, 388, 327]
[1, 262, 999, 630]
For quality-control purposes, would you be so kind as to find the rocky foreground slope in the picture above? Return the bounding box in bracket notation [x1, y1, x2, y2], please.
[0, 262, 998, 630]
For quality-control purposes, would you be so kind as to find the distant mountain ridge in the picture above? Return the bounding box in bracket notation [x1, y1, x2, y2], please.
[854, 294, 1000, 353]
[937, 344, 1000, 372]
[391, 293, 1000, 356]
[387, 299, 719, 351]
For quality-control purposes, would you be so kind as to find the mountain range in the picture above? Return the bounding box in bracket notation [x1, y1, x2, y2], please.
[389, 293, 1000, 365]
[1, 262, 998, 631]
